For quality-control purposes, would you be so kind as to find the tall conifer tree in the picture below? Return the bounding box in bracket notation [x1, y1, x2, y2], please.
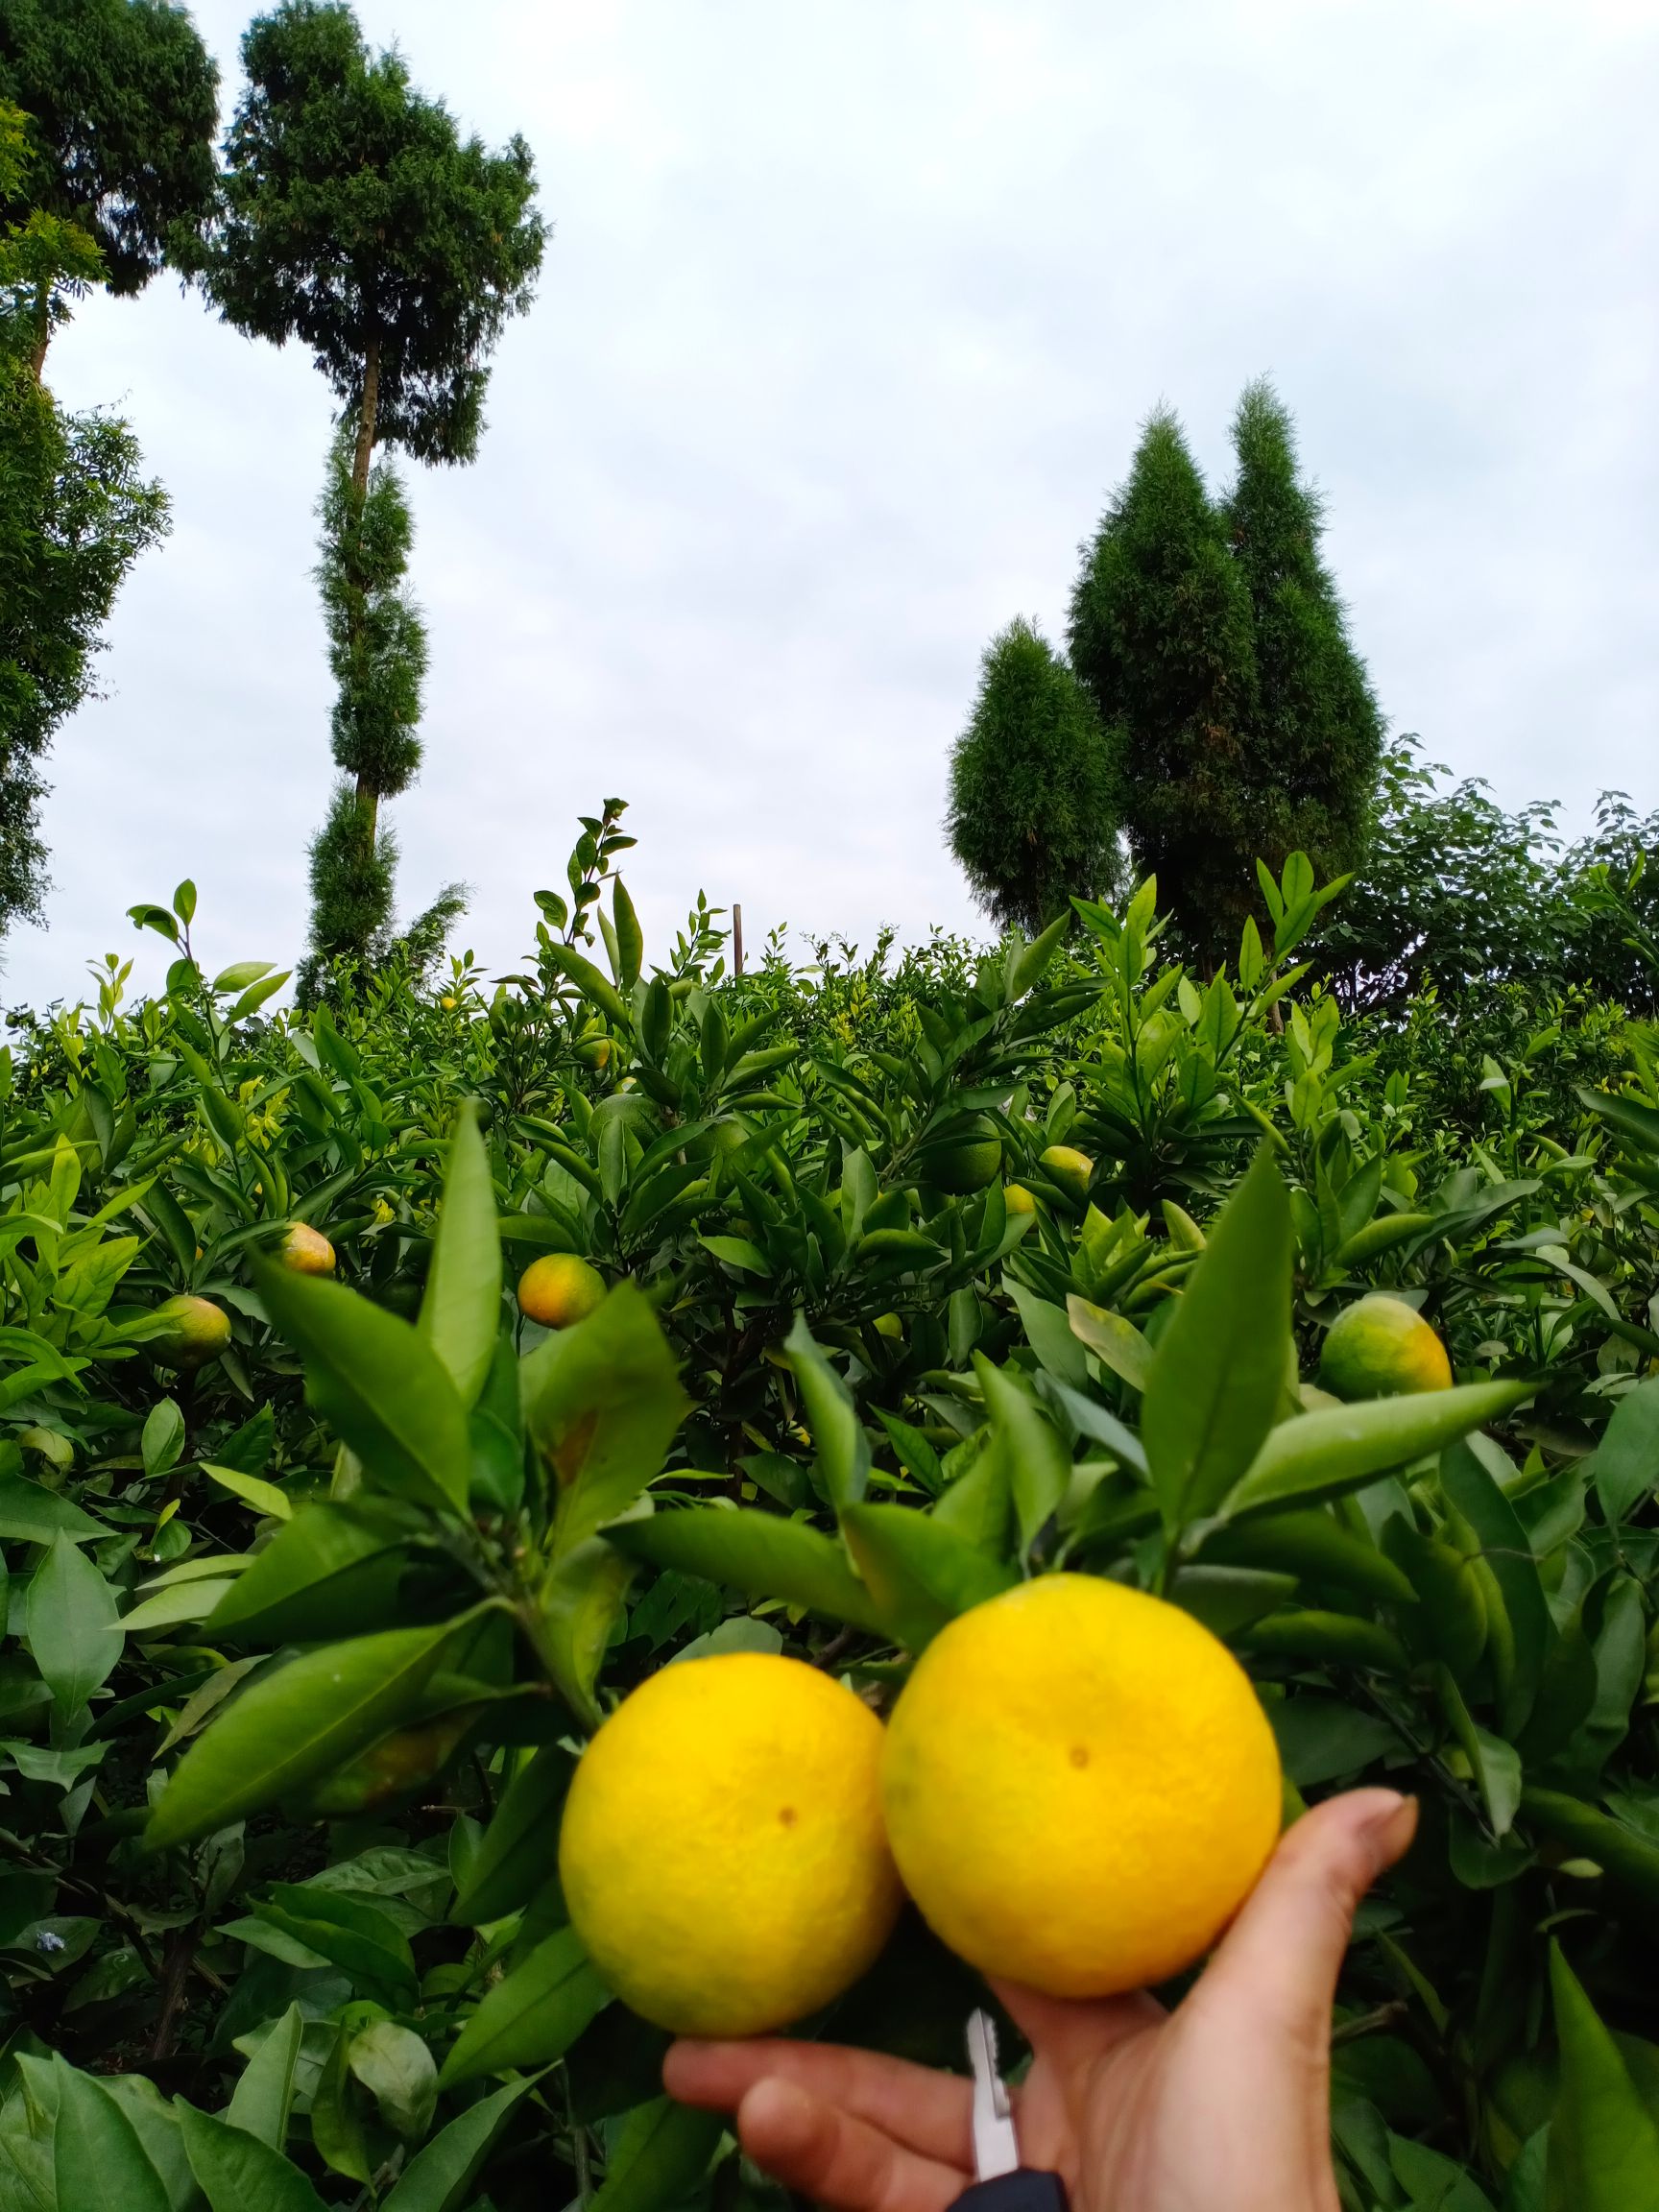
[947, 618, 1120, 933]
[1068, 408, 1259, 963]
[196, 0, 544, 978]
[1069, 392, 1382, 962]
[1222, 377, 1382, 891]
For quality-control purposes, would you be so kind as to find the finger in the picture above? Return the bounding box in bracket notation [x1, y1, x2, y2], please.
[1194, 1788, 1418, 2053]
[735, 2076, 967, 2212]
[665, 2038, 973, 2166]
[990, 1980, 1163, 2081]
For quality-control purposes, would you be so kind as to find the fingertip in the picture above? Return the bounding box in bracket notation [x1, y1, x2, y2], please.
[737, 2075, 819, 2163]
[662, 2038, 734, 2102]
[1276, 1787, 1417, 1880]
[1364, 1791, 1419, 1872]
[1201, 1787, 1421, 2031]
[661, 2041, 696, 2098]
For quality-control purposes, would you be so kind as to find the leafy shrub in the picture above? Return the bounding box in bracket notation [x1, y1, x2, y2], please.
[2, 816, 1657, 2210]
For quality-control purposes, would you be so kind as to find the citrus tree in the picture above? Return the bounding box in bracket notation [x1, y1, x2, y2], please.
[1, 822, 1657, 2209]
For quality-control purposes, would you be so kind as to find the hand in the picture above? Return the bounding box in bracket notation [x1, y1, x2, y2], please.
[664, 1788, 1418, 2212]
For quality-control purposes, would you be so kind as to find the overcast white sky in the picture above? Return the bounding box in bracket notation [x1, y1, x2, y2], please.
[13, 0, 1659, 1007]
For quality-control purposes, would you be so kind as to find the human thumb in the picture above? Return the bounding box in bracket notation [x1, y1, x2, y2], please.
[1193, 1789, 1418, 2053]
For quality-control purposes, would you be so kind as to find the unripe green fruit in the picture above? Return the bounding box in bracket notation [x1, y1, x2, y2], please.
[517, 1252, 607, 1329]
[928, 1140, 1002, 1194]
[278, 1222, 336, 1275]
[1004, 1183, 1038, 1215]
[1040, 1144, 1094, 1201]
[148, 1295, 231, 1370]
[304, 1708, 478, 1817]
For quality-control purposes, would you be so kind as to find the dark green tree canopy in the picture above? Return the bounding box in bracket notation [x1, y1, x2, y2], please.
[0, 0, 217, 298]
[204, 0, 545, 472]
[1309, 739, 1659, 1021]
[0, 102, 168, 930]
[1070, 388, 1382, 965]
[1310, 737, 1565, 1014]
[947, 616, 1121, 934]
[1068, 406, 1260, 962]
[1223, 378, 1382, 886]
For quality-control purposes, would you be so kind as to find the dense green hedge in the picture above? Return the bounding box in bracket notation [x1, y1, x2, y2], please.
[2, 820, 1657, 2211]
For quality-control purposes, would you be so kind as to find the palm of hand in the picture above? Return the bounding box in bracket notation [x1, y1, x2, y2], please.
[663, 1790, 1415, 2212]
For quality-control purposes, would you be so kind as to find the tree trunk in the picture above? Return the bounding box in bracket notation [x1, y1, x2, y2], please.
[350, 335, 381, 499]
[352, 336, 382, 830]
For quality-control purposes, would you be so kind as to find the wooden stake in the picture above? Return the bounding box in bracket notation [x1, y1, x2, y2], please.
[733, 902, 745, 977]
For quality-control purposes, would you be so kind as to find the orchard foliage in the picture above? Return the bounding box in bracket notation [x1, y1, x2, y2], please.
[3, 812, 1659, 2209]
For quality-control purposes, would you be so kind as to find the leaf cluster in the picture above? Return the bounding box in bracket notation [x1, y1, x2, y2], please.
[0, 0, 219, 297]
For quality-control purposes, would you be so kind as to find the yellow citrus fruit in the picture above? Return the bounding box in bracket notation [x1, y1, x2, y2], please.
[1319, 1294, 1452, 1400]
[1004, 1183, 1037, 1215]
[517, 1253, 606, 1329]
[1039, 1143, 1094, 1200]
[881, 1575, 1281, 1996]
[560, 1654, 903, 2035]
[278, 1222, 336, 1275]
[147, 1295, 231, 1371]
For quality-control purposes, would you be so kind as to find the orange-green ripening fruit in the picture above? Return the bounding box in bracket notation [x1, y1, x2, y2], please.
[1039, 1144, 1094, 1200]
[517, 1252, 606, 1329]
[1004, 1183, 1038, 1214]
[560, 1654, 903, 2035]
[147, 1295, 232, 1371]
[881, 1575, 1281, 1997]
[1319, 1294, 1452, 1401]
[278, 1222, 336, 1275]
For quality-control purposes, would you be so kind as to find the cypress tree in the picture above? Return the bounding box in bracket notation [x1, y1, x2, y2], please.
[1068, 408, 1259, 963]
[1222, 377, 1382, 891]
[947, 618, 1120, 934]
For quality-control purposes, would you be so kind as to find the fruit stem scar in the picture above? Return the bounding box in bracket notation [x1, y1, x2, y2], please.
[779, 1806, 798, 1826]
[1069, 1746, 1090, 1767]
